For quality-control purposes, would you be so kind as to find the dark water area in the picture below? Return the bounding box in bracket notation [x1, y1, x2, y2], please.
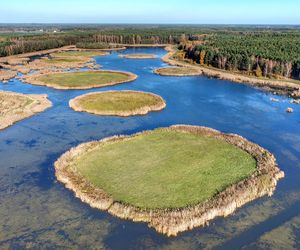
[1, 47, 300, 249]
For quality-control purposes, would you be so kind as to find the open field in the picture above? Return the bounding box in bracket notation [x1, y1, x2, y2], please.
[69, 90, 166, 116]
[55, 125, 284, 236]
[119, 54, 157, 59]
[71, 128, 256, 208]
[22, 70, 137, 90]
[154, 66, 202, 76]
[0, 90, 52, 130]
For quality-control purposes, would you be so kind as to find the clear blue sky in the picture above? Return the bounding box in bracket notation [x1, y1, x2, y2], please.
[1, 0, 299, 24]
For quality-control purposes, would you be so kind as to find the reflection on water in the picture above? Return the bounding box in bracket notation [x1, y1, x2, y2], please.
[1, 47, 300, 249]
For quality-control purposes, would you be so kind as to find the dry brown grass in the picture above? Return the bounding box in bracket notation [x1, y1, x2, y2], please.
[154, 66, 202, 76]
[0, 90, 52, 130]
[0, 70, 17, 81]
[0, 46, 101, 75]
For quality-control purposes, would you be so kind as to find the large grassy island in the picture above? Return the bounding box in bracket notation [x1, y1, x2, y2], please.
[54, 125, 284, 236]
[22, 70, 137, 90]
[69, 90, 166, 116]
[0, 90, 52, 130]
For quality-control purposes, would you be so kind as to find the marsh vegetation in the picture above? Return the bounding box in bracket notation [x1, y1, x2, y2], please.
[22, 70, 137, 89]
[0, 90, 52, 130]
[69, 90, 166, 116]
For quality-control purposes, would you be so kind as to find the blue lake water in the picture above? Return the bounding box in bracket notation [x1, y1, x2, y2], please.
[1, 47, 300, 249]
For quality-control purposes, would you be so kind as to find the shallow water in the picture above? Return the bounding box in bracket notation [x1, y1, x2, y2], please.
[1, 47, 300, 249]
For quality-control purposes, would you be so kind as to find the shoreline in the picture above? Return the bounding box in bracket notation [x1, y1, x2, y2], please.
[162, 46, 300, 98]
[119, 44, 168, 48]
[21, 70, 138, 90]
[154, 67, 202, 76]
[0, 90, 52, 130]
[69, 90, 166, 116]
[54, 125, 284, 236]
[0, 70, 18, 82]
[119, 54, 158, 59]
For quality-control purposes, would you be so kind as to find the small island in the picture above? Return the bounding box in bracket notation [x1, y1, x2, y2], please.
[69, 90, 166, 116]
[54, 125, 284, 236]
[22, 70, 137, 90]
[0, 90, 52, 130]
[154, 66, 202, 76]
[119, 54, 157, 59]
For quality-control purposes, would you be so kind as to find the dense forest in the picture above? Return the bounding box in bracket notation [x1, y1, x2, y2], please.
[1, 24, 300, 80]
[182, 32, 300, 80]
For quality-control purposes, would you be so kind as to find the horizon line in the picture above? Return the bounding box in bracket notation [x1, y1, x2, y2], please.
[0, 23, 299, 26]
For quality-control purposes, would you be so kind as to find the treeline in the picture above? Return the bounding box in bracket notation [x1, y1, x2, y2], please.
[181, 33, 300, 80]
[0, 33, 88, 57]
[76, 42, 124, 49]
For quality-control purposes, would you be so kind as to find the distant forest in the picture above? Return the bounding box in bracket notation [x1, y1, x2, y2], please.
[0, 26, 202, 56]
[1, 25, 300, 80]
[182, 32, 300, 80]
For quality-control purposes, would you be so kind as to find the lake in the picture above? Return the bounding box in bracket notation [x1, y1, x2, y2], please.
[1, 47, 300, 249]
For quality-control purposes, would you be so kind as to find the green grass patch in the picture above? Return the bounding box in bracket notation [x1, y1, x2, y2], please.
[73, 128, 256, 209]
[36, 71, 133, 88]
[75, 91, 163, 113]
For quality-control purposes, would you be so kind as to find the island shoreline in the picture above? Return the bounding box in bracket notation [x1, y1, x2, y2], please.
[54, 125, 284, 236]
[69, 90, 166, 117]
[161, 46, 300, 98]
[21, 70, 138, 90]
